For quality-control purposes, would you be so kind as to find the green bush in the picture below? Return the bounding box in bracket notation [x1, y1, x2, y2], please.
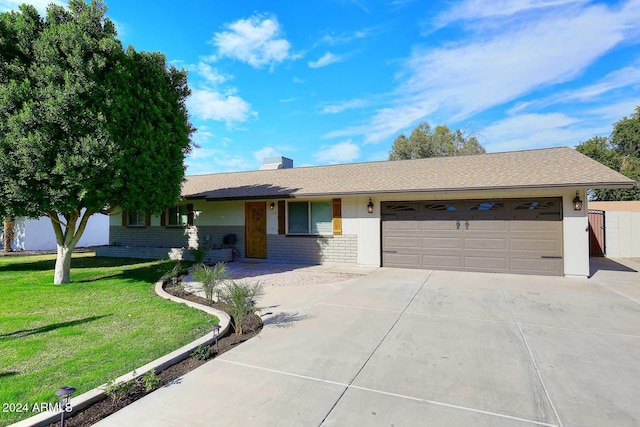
[189, 248, 206, 263]
[191, 344, 211, 360]
[141, 369, 160, 392]
[192, 262, 230, 301]
[219, 280, 264, 335]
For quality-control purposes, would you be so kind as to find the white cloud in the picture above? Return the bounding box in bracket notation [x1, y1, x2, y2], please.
[327, 0, 640, 144]
[195, 62, 229, 86]
[253, 147, 280, 164]
[188, 89, 253, 125]
[321, 27, 375, 45]
[320, 99, 368, 114]
[587, 99, 640, 121]
[509, 64, 640, 114]
[479, 113, 609, 152]
[308, 52, 342, 69]
[186, 148, 253, 175]
[314, 140, 361, 163]
[431, 0, 587, 30]
[0, 0, 63, 13]
[212, 14, 295, 69]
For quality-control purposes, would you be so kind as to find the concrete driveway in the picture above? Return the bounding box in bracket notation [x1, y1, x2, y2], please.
[95, 260, 640, 427]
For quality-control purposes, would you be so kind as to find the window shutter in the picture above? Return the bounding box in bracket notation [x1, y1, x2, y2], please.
[160, 209, 166, 227]
[278, 200, 285, 234]
[122, 210, 128, 226]
[332, 198, 342, 235]
[145, 214, 151, 227]
[187, 203, 194, 226]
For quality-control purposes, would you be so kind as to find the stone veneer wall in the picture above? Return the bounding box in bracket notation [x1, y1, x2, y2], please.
[266, 234, 357, 264]
[109, 225, 245, 257]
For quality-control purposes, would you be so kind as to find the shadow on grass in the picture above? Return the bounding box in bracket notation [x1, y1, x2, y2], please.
[0, 315, 112, 341]
[0, 371, 18, 378]
[0, 255, 153, 273]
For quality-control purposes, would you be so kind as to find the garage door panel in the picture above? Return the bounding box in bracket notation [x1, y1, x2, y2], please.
[383, 221, 420, 231]
[511, 237, 561, 252]
[466, 221, 509, 232]
[422, 237, 463, 249]
[422, 254, 464, 268]
[383, 252, 421, 267]
[510, 258, 562, 275]
[384, 236, 421, 249]
[464, 237, 508, 250]
[509, 221, 561, 232]
[420, 220, 458, 231]
[464, 256, 508, 270]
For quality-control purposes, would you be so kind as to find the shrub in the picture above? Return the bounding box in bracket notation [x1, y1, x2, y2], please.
[141, 369, 160, 392]
[191, 344, 211, 360]
[192, 262, 230, 301]
[104, 379, 134, 406]
[219, 280, 264, 335]
[189, 248, 206, 263]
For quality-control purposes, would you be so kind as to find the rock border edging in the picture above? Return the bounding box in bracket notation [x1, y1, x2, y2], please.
[9, 280, 230, 427]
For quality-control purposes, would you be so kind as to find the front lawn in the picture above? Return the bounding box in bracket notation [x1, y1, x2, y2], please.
[0, 253, 214, 425]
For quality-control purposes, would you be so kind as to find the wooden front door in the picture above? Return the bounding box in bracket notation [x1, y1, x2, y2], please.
[245, 202, 267, 258]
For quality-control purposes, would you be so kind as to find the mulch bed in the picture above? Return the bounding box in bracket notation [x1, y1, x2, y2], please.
[44, 280, 262, 427]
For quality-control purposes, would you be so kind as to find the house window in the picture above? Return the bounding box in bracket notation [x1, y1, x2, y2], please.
[128, 210, 146, 227]
[167, 205, 188, 226]
[288, 201, 332, 235]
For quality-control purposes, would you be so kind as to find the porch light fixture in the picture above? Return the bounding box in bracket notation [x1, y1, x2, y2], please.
[367, 198, 374, 214]
[56, 386, 75, 427]
[572, 191, 583, 211]
[270, 202, 275, 210]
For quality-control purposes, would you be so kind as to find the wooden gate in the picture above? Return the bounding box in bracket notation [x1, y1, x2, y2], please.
[588, 210, 605, 256]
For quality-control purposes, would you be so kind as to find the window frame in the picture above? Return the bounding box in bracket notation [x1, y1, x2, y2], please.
[127, 210, 147, 228]
[166, 205, 189, 227]
[286, 200, 333, 236]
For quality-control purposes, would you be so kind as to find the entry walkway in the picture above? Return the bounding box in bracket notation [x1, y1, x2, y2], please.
[95, 263, 640, 427]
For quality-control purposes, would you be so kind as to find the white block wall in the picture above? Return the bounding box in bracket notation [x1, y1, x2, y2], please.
[604, 211, 640, 258]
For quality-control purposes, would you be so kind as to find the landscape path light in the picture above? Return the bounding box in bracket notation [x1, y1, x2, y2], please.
[56, 385, 75, 427]
[212, 323, 221, 353]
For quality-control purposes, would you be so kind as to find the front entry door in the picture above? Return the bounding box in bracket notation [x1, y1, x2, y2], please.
[245, 202, 267, 258]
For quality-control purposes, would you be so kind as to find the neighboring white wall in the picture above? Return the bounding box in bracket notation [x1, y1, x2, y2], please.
[3, 212, 109, 251]
[603, 211, 640, 258]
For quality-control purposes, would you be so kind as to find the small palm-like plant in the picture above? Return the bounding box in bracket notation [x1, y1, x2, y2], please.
[192, 262, 230, 301]
[219, 280, 264, 335]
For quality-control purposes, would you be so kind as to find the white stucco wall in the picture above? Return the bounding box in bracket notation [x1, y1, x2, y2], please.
[603, 211, 640, 258]
[4, 212, 109, 251]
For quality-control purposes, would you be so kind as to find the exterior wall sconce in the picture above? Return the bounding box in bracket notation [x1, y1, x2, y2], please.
[367, 198, 374, 214]
[572, 191, 583, 211]
[56, 386, 75, 427]
[270, 202, 275, 210]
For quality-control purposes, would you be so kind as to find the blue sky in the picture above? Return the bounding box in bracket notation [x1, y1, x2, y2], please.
[3, 0, 640, 174]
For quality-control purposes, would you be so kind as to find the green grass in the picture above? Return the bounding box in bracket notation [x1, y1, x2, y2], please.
[0, 253, 215, 426]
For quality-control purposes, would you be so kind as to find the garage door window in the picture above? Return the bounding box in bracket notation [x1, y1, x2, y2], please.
[468, 202, 504, 211]
[288, 201, 332, 235]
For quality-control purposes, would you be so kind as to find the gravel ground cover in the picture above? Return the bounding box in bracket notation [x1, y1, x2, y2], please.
[227, 263, 362, 287]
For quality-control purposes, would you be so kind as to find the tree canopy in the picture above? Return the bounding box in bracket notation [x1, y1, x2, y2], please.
[388, 123, 485, 160]
[576, 107, 640, 201]
[0, 1, 194, 283]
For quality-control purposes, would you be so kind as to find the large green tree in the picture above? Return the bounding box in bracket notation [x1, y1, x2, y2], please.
[388, 123, 485, 160]
[0, 1, 194, 283]
[576, 107, 640, 201]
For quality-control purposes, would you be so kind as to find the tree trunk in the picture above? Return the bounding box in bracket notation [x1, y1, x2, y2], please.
[54, 244, 73, 285]
[3, 216, 15, 252]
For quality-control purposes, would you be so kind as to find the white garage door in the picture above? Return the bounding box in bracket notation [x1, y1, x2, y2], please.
[381, 198, 563, 276]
